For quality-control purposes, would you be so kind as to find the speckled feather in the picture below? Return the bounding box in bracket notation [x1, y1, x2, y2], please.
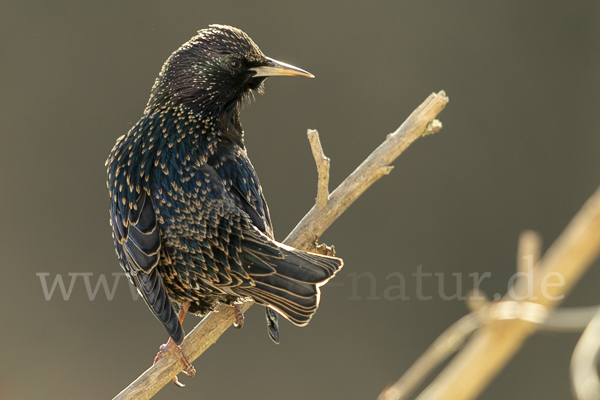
[106, 25, 342, 345]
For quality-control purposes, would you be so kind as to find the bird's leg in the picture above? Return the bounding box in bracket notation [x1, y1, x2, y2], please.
[153, 338, 195, 387]
[231, 302, 245, 329]
[153, 302, 196, 387]
[177, 301, 191, 324]
[175, 303, 196, 377]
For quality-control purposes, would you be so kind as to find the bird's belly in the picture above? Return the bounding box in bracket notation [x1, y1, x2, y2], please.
[157, 255, 240, 315]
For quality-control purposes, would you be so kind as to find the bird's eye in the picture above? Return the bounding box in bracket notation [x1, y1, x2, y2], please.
[228, 59, 242, 70]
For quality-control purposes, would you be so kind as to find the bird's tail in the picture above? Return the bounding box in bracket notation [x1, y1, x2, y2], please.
[237, 231, 343, 326]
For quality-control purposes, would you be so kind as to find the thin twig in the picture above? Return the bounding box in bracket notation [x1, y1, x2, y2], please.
[517, 230, 542, 276]
[414, 184, 600, 400]
[378, 313, 482, 400]
[508, 230, 543, 300]
[284, 92, 448, 250]
[307, 129, 330, 209]
[112, 91, 449, 400]
[380, 301, 600, 400]
[571, 307, 600, 400]
[543, 306, 600, 332]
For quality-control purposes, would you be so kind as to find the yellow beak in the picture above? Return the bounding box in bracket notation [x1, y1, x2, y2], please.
[250, 56, 314, 78]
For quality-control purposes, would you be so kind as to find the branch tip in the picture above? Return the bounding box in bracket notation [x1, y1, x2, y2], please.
[307, 129, 330, 209]
[517, 230, 542, 275]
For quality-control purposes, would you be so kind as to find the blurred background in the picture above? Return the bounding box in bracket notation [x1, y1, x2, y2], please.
[1, 1, 600, 399]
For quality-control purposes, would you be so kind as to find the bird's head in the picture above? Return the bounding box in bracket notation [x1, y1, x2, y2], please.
[147, 24, 313, 122]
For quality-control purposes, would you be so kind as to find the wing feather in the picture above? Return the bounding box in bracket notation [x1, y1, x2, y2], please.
[110, 189, 184, 344]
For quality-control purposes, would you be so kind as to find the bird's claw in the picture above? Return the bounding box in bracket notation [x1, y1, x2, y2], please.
[170, 355, 196, 387]
[171, 376, 185, 388]
[182, 363, 196, 377]
[153, 337, 195, 387]
[231, 303, 245, 328]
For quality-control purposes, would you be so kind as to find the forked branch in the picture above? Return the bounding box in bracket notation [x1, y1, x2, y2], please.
[380, 183, 600, 400]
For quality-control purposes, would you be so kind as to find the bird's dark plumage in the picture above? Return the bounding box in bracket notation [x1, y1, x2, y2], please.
[106, 25, 343, 346]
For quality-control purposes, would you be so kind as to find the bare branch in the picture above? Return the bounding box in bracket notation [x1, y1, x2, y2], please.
[307, 129, 330, 209]
[284, 92, 448, 250]
[543, 306, 600, 332]
[413, 184, 600, 400]
[517, 230, 542, 276]
[466, 290, 491, 313]
[378, 313, 482, 400]
[112, 91, 449, 400]
[113, 302, 252, 400]
[379, 301, 600, 400]
[571, 307, 600, 400]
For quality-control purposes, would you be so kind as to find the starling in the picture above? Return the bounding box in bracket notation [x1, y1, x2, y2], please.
[106, 24, 343, 382]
